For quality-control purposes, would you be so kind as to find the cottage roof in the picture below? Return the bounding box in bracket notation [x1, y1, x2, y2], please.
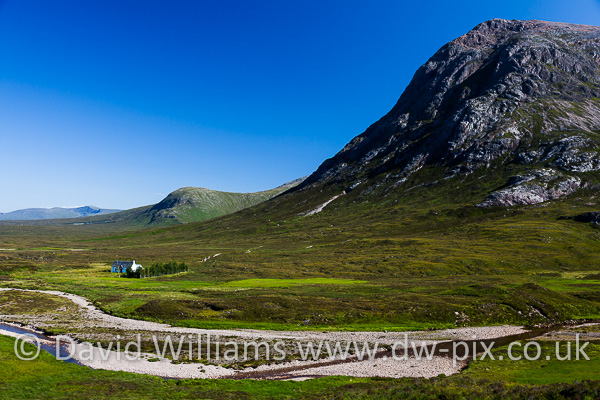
[112, 261, 133, 267]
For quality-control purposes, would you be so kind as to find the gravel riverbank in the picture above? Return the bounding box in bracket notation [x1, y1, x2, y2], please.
[0, 287, 528, 380]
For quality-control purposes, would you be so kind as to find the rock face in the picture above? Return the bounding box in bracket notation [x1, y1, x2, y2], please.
[477, 168, 582, 207]
[296, 19, 600, 207]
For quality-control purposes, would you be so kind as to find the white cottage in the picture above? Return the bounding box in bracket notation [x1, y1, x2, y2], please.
[111, 260, 143, 273]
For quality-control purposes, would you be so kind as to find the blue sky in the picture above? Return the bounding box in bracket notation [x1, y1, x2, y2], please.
[1, 0, 600, 212]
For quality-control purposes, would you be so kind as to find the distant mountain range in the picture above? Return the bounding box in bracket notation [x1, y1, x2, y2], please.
[0, 178, 305, 227]
[89, 178, 304, 227]
[0, 206, 121, 221]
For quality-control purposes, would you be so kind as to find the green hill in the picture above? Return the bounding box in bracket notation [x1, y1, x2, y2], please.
[0, 178, 304, 229]
[135, 179, 304, 226]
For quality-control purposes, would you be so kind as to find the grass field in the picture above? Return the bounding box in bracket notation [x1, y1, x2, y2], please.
[3, 334, 600, 399]
[3, 177, 600, 331]
[2, 170, 600, 398]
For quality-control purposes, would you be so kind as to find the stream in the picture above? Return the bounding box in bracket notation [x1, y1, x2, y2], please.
[1, 318, 562, 380]
[0, 322, 85, 366]
[0, 287, 587, 381]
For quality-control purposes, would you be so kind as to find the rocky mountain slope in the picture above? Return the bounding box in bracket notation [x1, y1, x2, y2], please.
[293, 19, 600, 208]
[0, 206, 120, 221]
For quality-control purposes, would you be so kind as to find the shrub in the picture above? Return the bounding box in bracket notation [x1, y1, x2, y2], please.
[138, 261, 188, 278]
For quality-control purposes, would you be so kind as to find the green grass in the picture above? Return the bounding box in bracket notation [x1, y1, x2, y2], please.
[0, 335, 360, 399]
[3, 334, 600, 399]
[464, 340, 600, 385]
[220, 278, 368, 288]
[4, 163, 600, 332]
[4, 55, 600, 398]
[4, 182, 600, 331]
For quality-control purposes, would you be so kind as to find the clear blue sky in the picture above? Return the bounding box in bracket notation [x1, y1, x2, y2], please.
[1, 0, 599, 212]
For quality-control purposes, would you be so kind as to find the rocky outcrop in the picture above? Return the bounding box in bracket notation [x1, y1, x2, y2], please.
[561, 211, 600, 225]
[573, 212, 600, 224]
[478, 169, 583, 207]
[295, 19, 600, 206]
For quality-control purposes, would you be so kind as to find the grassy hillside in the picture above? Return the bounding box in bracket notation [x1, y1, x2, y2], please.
[0, 179, 303, 230]
[3, 151, 600, 399]
[3, 171, 600, 331]
[140, 183, 301, 225]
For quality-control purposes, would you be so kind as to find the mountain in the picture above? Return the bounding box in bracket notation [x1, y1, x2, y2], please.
[8, 19, 600, 339]
[292, 19, 600, 208]
[139, 179, 304, 225]
[0, 178, 304, 228]
[0, 206, 120, 221]
[110, 20, 600, 330]
[8, 20, 600, 225]
[117, 178, 304, 226]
